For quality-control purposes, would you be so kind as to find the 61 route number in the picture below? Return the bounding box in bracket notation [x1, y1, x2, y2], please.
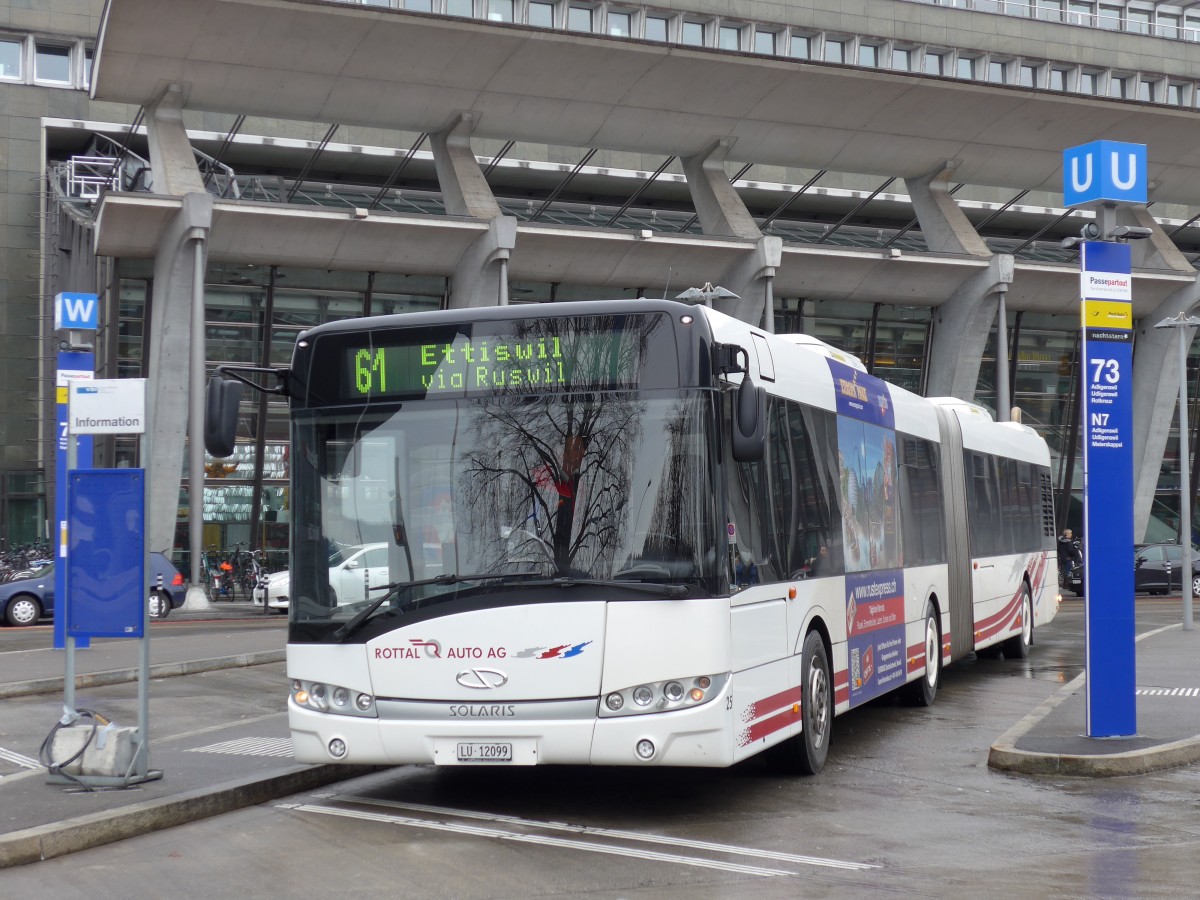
[1090, 358, 1120, 384]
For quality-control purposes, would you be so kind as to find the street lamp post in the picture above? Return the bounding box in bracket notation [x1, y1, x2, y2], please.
[1154, 311, 1200, 631]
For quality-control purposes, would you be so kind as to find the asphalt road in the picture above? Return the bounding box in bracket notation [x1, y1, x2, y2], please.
[4, 600, 1200, 897]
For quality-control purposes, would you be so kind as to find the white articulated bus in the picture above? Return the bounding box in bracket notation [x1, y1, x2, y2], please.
[207, 298, 1058, 775]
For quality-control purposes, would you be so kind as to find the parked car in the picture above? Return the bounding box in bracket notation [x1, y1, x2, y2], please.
[1133, 542, 1200, 595]
[0, 553, 187, 627]
[253, 543, 389, 613]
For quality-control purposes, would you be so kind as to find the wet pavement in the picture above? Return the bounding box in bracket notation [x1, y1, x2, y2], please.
[2, 595, 1199, 869]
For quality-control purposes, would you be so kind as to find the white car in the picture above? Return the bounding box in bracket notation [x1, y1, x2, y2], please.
[252, 543, 390, 612]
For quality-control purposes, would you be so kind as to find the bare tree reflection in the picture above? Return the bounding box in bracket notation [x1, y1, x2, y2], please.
[458, 315, 663, 576]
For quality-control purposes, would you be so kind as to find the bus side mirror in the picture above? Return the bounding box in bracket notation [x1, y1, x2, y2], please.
[731, 376, 765, 462]
[204, 375, 242, 458]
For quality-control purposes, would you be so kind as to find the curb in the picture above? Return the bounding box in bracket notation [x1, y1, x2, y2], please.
[0, 763, 382, 869]
[988, 623, 1200, 777]
[0, 650, 286, 700]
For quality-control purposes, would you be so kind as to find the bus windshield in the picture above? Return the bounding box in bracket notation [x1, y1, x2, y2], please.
[289, 390, 722, 632]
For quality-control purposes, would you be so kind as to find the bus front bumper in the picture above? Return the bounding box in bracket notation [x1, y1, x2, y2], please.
[289, 692, 734, 768]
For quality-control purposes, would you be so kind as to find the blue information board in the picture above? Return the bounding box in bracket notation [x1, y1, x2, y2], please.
[1079, 241, 1136, 737]
[66, 469, 146, 639]
[55, 350, 93, 650]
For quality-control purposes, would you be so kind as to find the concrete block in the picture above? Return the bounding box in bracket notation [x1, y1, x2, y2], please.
[47, 724, 139, 778]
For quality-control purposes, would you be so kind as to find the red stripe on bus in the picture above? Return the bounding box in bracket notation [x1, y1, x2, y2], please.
[907, 648, 926, 674]
[744, 705, 802, 744]
[749, 686, 802, 720]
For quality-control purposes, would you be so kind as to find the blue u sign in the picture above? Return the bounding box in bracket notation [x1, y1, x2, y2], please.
[1063, 141, 1147, 208]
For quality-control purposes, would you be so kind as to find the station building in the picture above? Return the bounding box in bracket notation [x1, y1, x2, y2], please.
[4, 0, 1200, 564]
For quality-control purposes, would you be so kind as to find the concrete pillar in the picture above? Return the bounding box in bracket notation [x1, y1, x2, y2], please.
[904, 161, 991, 257]
[144, 193, 212, 555]
[720, 237, 783, 329]
[680, 138, 761, 240]
[141, 85, 211, 555]
[1132, 279, 1200, 541]
[448, 216, 518, 308]
[1119, 205, 1193, 272]
[430, 112, 502, 219]
[925, 255, 1014, 401]
[144, 85, 206, 196]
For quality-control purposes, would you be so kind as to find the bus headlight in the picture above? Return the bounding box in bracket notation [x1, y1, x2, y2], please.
[598, 673, 728, 717]
[291, 679, 377, 718]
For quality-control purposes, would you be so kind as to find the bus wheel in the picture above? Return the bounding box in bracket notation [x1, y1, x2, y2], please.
[1002, 585, 1033, 660]
[798, 630, 832, 774]
[901, 603, 939, 707]
[764, 630, 831, 775]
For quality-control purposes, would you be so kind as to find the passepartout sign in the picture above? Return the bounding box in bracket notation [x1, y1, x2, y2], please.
[68, 379, 146, 435]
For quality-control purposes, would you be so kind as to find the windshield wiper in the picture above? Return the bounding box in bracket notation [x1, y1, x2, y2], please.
[332, 572, 540, 642]
[507, 576, 688, 598]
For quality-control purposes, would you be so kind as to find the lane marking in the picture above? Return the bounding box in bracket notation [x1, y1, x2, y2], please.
[1136, 687, 1200, 697]
[284, 802, 795, 877]
[316, 795, 877, 872]
[188, 737, 292, 757]
[0, 746, 41, 769]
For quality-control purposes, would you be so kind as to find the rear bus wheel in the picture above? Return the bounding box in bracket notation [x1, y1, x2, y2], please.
[901, 603, 940, 707]
[1002, 584, 1033, 660]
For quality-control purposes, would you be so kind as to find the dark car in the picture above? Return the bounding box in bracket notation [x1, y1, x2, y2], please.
[0, 552, 187, 627]
[1133, 542, 1200, 596]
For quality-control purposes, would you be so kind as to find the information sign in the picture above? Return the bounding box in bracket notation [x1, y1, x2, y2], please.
[1079, 241, 1136, 737]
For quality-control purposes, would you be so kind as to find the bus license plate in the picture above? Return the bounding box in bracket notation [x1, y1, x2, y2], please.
[456, 742, 513, 763]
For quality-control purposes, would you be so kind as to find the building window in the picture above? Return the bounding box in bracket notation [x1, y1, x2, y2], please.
[35, 43, 70, 83]
[892, 47, 912, 71]
[1157, 13, 1181, 39]
[988, 60, 1007, 83]
[1168, 82, 1186, 105]
[1079, 70, 1099, 94]
[607, 11, 631, 36]
[83, 47, 93, 87]
[528, 1, 554, 27]
[1097, 4, 1122, 30]
[754, 29, 776, 55]
[446, 0, 473, 16]
[924, 51, 945, 76]
[567, 5, 592, 32]
[1109, 75, 1129, 98]
[1037, 0, 1064, 22]
[403, 0, 433, 10]
[1049, 67, 1069, 90]
[1125, 9, 1151, 34]
[487, 0, 513, 22]
[859, 44, 879, 67]
[1019, 63, 1038, 87]
[644, 15, 668, 41]
[956, 56, 976, 80]
[1187, 12, 1200, 38]
[824, 39, 845, 64]
[0, 38, 21, 80]
[718, 25, 740, 51]
[1138, 79, 1153, 102]
[790, 34, 811, 59]
[1068, 1, 1093, 26]
[681, 20, 705, 46]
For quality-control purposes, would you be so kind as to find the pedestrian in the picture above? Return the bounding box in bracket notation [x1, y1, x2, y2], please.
[1058, 528, 1080, 581]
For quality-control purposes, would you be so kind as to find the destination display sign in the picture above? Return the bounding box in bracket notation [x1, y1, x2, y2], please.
[325, 313, 673, 400]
